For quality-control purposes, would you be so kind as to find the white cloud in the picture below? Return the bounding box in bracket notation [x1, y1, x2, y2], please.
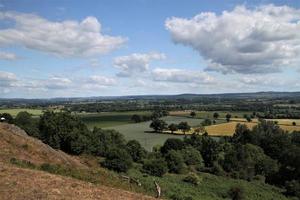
[86, 75, 117, 86]
[0, 51, 18, 60]
[0, 11, 126, 57]
[44, 77, 72, 89]
[165, 4, 300, 74]
[0, 71, 18, 87]
[152, 68, 214, 84]
[114, 52, 166, 77]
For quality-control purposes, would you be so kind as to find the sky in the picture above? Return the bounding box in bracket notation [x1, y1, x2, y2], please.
[1, 0, 300, 98]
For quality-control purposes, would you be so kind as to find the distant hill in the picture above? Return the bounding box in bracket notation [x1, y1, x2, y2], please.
[1, 91, 300, 106]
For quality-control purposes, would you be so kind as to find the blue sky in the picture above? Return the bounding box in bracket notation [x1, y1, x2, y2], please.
[0, 0, 300, 98]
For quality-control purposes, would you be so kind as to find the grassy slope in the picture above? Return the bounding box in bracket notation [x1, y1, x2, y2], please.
[127, 167, 289, 200]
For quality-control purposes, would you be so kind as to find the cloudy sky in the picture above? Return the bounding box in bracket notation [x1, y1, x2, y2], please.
[1, 0, 300, 98]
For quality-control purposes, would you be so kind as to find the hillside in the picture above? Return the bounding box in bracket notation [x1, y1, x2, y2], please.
[0, 123, 155, 200]
[0, 122, 293, 200]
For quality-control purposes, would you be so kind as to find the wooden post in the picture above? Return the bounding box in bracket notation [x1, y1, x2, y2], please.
[154, 180, 161, 198]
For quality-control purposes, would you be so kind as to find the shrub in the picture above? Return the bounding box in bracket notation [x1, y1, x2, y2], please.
[0, 113, 14, 123]
[183, 173, 201, 185]
[161, 138, 185, 154]
[126, 140, 146, 162]
[165, 150, 187, 174]
[142, 158, 168, 177]
[181, 146, 204, 167]
[285, 180, 300, 198]
[228, 186, 244, 200]
[101, 148, 133, 172]
[10, 158, 36, 169]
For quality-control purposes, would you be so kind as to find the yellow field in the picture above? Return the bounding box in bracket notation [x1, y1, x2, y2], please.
[163, 121, 300, 136]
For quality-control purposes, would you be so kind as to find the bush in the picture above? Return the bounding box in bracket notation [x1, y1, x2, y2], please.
[0, 113, 14, 123]
[181, 146, 204, 167]
[228, 186, 244, 200]
[126, 140, 146, 162]
[165, 150, 187, 174]
[102, 148, 133, 172]
[161, 138, 185, 154]
[183, 173, 201, 185]
[142, 158, 168, 177]
[285, 180, 300, 198]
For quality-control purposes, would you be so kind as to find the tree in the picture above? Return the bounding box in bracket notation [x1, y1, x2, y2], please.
[168, 123, 178, 134]
[165, 150, 187, 174]
[201, 118, 212, 126]
[178, 122, 191, 134]
[190, 111, 196, 118]
[15, 111, 39, 138]
[181, 146, 204, 167]
[126, 140, 146, 162]
[39, 111, 91, 155]
[142, 158, 168, 177]
[131, 114, 142, 123]
[226, 113, 232, 122]
[161, 138, 185, 154]
[150, 119, 167, 132]
[213, 112, 219, 119]
[0, 113, 13, 123]
[102, 148, 133, 172]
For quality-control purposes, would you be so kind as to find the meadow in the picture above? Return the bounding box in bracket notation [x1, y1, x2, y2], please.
[104, 116, 204, 151]
[0, 108, 44, 117]
[80, 111, 151, 128]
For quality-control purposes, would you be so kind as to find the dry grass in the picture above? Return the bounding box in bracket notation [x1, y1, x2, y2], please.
[0, 122, 156, 200]
[0, 163, 155, 200]
[0, 123, 85, 168]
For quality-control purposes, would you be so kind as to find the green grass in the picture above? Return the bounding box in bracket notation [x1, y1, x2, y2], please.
[127, 167, 290, 200]
[0, 108, 44, 117]
[10, 157, 290, 200]
[80, 111, 151, 128]
[105, 116, 205, 151]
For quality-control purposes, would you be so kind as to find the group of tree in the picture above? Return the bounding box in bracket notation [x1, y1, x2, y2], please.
[150, 119, 191, 134]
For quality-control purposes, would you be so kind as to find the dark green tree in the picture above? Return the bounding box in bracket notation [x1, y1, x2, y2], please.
[190, 111, 196, 118]
[150, 119, 167, 132]
[142, 157, 168, 177]
[165, 150, 187, 174]
[102, 148, 133, 172]
[178, 122, 191, 134]
[168, 123, 178, 134]
[126, 140, 146, 162]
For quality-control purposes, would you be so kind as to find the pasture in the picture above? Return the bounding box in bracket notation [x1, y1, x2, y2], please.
[80, 111, 151, 128]
[0, 108, 44, 117]
[104, 116, 204, 151]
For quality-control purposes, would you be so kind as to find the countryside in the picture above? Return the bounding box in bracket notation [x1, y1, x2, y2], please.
[1, 1, 300, 200]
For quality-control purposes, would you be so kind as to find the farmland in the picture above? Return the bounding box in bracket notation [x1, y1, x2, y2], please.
[104, 116, 204, 151]
[0, 108, 44, 117]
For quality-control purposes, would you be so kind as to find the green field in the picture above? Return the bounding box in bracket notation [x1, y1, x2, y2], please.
[104, 116, 205, 151]
[80, 111, 152, 128]
[0, 108, 44, 117]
